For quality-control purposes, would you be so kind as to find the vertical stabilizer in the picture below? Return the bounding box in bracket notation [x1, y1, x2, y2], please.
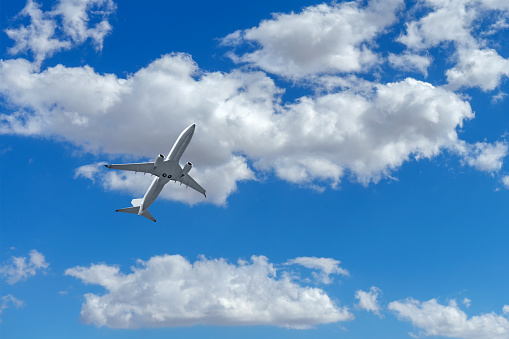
[131, 198, 143, 207]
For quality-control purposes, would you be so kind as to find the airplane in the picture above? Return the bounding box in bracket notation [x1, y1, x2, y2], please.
[104, 124, 206, 222]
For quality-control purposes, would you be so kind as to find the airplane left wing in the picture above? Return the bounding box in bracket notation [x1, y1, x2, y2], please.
[105, 162, 155, 174]
[177, 173, 206, 197]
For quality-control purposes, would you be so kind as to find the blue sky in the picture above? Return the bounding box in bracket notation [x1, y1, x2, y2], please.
[1, 0, 509, 338]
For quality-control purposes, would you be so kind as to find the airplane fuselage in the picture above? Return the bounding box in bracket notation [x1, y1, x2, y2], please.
[137, 125, 196, 215]
[138, 160, 181, 214]
[106, 123, 205, 222]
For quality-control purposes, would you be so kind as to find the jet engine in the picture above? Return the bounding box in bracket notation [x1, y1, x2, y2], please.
[154, 154, 164, 168]
[182, 162, 192, 175]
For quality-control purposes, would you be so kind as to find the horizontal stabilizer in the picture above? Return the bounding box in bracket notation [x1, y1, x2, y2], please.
[141, 210, 156, 222]
[116, 206, 156, 222]
[116, 206, 139, 214]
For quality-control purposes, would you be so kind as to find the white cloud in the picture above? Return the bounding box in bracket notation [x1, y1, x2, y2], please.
[396, 0, 475, 50]
[446, 48, 509, 92]
[503, 176, 509, 189]
[396, 0, 509, 91]
[389, 298, 509, 339]
[491, 92, 507, 104]
[463, 298, 471, 308]
[504, 305, 509, 315]
[76, 156, 254, 206]
[1, 53, 480, 204]
[0, 295, 24, 318]
[0, 250, 49, 284]
[65, 254, 353, 329]
[285, 257, 349, 284]
[223, 0, 403, 78]
[355, 286, 382, 316]
[463, 141, 508, 173]
[74, 161, 107, 183]
[4, 0, 115, 65]
[388, 52, 432, 77]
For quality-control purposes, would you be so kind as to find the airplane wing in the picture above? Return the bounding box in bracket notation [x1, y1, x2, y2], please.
[105, 162, 155, 174]
[177, 173, 206, 197]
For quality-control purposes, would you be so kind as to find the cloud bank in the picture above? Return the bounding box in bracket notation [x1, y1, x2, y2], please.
[1, 0, 508, 205]
[65, 254, 352, 329]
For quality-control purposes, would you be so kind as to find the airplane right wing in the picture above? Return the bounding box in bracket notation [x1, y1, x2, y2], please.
[177, 173, 206, 197]
[105, 162, 155, 174]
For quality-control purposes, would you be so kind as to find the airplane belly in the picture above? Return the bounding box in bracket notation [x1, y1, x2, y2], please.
[142, 177, 166, 210]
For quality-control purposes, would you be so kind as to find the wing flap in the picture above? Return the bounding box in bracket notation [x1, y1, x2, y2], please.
[177, 174, 206, 197]
[105, 162, 155, 174]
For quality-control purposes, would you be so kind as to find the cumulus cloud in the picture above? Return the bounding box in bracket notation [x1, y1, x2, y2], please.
[355, 286, 382, 316]
[389, 298, 509, 339]
[396, 0, 509, 91]
[65, 254, 353, 329]
[222, 0, 403, 78]
[388, 52, 432, 77]
[0, 250, 49, 284]
[76, 157, 254, 205]
[1, 52, 484, 204]
[285, 257, 349, 284]
[463, 141, 508, 173]
[2, 1, 507, 205]
[446, 48, 509, 92]
[4, 0, 115, 65]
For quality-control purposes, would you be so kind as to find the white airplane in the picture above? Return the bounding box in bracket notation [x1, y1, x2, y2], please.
[105, 124, 206, 222]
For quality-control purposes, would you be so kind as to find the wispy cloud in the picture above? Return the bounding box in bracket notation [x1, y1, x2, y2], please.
[285, 256, 349, 284]
[0, 294, 24, 319]
[0, 249, 49, 284]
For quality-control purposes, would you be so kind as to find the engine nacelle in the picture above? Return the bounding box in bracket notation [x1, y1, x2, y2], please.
[182, 162, 192, 176]
[154, 154, 164, 168]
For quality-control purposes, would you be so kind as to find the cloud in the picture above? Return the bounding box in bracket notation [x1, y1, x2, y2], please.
[0, 295, 24, 318]
[492, 92, 507, 104]
[388, 52, 432, 77]
[285, 257, 349, 284]
[463, 298, 471, 308]
[76, 157, 254, 205]
[396, 0, 509, 91]
[222, 0, 403, 78]
[388, 298, 509, 339]
[503, 176, 509, 189]
[504, 306, 509, 315]
[65, 254, 353, 329]
[4, 0, 115, 65]
[0, 250, 49, 284]
[446, 48, 509, 92]
[1, 52, 482, 204]
[355, 286, 382, 316]
[462, 141, 508, 173]
[74, 161, 107, 183]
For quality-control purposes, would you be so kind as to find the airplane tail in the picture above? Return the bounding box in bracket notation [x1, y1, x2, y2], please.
[116, 206, 156, 222]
